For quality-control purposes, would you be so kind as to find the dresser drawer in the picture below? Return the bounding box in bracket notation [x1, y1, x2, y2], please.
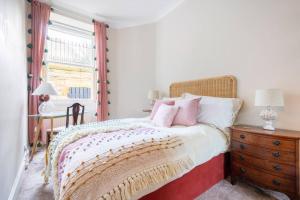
[232, 152, 296, 178]
[231, 140, 296, 165]
[232, 131, 295, 152]
[232, 162, 296, 194]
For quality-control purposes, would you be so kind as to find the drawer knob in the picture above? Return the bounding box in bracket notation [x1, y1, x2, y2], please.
[239, 155, 245, 161]
[240, 167, 246, 174]
[240, 144, 245, 150]
[272, 152, 280, 158]
[273, 140, 281, 146]
[272, 179, 281, 186]
[240, 134, 245, 139]
[273, 164, 282, 171]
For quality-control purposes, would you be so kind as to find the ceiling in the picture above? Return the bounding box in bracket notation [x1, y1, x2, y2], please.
[48, 0, 185, 29]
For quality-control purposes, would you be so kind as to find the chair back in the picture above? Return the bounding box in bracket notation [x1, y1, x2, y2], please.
[66, 103, 85, 128]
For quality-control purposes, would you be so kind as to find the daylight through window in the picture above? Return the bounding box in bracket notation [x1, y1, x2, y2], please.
[44, 21, 95, 100]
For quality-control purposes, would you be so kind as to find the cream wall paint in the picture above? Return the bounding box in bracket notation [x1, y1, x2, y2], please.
[0, 0, 27, 199]
[110, 0, 300, 130]
[108, 24, 156, 118]
[155, 0, 300, 130]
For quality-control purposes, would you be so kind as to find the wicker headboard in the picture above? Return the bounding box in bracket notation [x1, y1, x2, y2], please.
[170, 75, 237, 98]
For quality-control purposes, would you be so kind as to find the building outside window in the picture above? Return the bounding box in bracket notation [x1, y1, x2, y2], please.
[43, 15, 96, 101]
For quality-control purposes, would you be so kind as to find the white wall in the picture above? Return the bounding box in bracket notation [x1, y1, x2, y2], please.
[109, 24, 156, 118]
[111, 0, 300, 130]
[109, 0, 300, 130]
[0, 0, 28, 199]
[154, 0, 300, 130]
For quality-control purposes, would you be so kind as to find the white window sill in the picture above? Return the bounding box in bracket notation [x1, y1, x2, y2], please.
[50, 99, 97, 115]
[51, 98, 96, 105]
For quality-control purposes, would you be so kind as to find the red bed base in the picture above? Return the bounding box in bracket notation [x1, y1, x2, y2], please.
[140, 153, 228, 200]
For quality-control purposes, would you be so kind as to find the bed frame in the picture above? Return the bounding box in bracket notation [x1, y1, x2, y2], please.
[141, 75, 237, 200]
[169, 75, 237, 98]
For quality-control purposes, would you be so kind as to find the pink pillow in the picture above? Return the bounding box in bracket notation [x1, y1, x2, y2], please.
[172, 98, 201, 126]
[150, 100, 175, 119]
[152, 104, 179, 127]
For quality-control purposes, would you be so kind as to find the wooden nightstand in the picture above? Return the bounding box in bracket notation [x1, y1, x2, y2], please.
[230, 125, 300, 200]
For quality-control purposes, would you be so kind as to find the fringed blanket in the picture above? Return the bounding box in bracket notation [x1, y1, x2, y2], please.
[47, 120, 194, 200]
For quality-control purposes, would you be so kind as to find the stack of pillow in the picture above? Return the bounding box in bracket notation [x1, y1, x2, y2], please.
[150, 93, 243, 129]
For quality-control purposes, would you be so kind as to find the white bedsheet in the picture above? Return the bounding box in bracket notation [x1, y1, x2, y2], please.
[121, 117, 229, 167]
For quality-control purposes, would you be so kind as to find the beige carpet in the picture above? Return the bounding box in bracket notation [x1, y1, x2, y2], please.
[17, 150, 289, 200]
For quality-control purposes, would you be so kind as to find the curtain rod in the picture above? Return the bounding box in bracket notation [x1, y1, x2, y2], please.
[27, 0, 109, 28]
[51, 6, 109, 28]
[50, 6, 109, 28]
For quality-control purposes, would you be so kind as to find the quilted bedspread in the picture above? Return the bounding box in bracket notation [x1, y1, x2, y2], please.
[46, 119, 194, 200]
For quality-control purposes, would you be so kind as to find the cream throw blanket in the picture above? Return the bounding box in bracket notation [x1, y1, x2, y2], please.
[47, 120, 194, 200]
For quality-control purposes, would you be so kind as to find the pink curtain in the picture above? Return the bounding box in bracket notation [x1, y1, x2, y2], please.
[28, 0, 51, 144]
[94, 21, 109, 121]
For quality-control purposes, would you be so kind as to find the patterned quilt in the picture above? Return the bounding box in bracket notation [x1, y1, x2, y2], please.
[46, 119, 194, 200]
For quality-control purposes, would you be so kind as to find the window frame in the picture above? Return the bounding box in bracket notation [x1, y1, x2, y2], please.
[44, 20, 97, 104]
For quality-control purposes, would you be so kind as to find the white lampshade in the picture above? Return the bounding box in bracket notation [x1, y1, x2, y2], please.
[32, 82, 58, 96]
[147, 90, 159, 100]
[255, 89, 284, 107]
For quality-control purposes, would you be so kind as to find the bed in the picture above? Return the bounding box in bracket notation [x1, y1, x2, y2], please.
[141, 75, 237, 199]
[46, 75, 238, 200]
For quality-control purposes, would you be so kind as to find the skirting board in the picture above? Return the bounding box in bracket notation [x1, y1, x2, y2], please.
[8, 155, 25, 200]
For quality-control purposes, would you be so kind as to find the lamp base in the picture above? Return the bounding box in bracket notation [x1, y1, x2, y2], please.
[263, 120, 275, 131]
[38, 101, 55, 114]
[260, 107, 277, 131]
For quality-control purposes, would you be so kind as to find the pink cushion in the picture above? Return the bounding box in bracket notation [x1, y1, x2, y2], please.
[172, 98, 201, 126]
[150, 100, 175, 119]
[152, 104, 179, 127]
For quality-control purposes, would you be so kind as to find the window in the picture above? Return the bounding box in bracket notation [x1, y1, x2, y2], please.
[43, 19, 95, 100]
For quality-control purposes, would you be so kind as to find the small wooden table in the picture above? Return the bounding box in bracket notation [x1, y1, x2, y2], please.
[142, 109, 152, 113]
[29, 111, 86, 183]
[28, 112, 73, 161]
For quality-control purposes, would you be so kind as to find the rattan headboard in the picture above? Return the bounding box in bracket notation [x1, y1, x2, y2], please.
[170, 75, 237, 98]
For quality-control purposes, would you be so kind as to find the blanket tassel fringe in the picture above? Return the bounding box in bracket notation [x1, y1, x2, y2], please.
[97, 157, 194, 200]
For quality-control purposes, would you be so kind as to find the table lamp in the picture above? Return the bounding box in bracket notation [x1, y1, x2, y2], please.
[32, 82, 58, 114]
[148, 90, 159, 106]
[255, 89, 284, 130]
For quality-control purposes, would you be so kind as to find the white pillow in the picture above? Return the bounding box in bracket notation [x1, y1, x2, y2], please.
[183, 93, 243, 129]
